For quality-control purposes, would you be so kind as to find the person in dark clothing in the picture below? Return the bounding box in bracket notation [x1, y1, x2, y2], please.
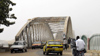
[68, 37, 71, 44]
[71, 39, 77, 56]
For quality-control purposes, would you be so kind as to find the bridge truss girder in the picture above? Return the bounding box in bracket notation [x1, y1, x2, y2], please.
[15, 16, 74, 48]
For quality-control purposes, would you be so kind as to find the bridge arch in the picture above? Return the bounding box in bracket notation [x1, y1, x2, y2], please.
[63, 16, 73, 39]
[89, 34, 100, 50]
[15, 16, 73, 47]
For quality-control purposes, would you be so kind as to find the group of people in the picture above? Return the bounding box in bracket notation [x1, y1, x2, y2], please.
[63, 36, 86, 56]
[63, 37, 71, 50]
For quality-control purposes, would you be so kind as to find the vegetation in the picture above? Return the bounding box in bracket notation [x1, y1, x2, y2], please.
[0, 0, 17, 33]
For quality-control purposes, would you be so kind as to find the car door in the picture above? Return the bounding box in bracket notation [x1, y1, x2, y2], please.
[23, 42, 26, 49]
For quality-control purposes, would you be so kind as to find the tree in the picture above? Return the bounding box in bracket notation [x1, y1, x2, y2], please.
[0, 0, 17, 33]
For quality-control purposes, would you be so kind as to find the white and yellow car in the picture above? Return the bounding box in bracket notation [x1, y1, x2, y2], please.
[43, 40, 63, 55]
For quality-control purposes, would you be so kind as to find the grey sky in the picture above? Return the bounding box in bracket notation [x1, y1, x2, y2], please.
[0, 0, 100, 40]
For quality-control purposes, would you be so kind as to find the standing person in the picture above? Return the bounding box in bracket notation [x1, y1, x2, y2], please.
[68, 37, 71, 44]
[68, 37, 71, 48]
[76, 36, 85, 56]
[63, 38, 67, 50]
[71, 38, 77, 56]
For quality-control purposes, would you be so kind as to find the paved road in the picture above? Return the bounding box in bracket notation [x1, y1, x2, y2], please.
[0, 49, 72, 56]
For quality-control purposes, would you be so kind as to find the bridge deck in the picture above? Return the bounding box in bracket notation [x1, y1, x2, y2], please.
[0, 48, 92, 56]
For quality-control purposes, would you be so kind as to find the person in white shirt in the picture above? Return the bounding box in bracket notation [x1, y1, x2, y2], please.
[76, 36, 85, 56]
[63, 38, 68, 50]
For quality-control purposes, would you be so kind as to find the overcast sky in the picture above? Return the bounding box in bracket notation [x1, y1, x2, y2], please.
[0, 0, 100, 40]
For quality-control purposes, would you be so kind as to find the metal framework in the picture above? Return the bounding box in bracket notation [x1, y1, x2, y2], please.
[81, 35, 87, 49]
[15, 16, 73, 47]
[89, 34, 100, 50]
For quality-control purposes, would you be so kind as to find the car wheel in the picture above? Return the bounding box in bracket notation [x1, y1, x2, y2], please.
[11, 50, 13, 53]
[41, 47, 43, 49]
[25, 49, 27, 52]
[60, 52, 62, 55]
[43, 51, 45, 55]
[22, 49, 24, 53]
[46, 52, 49, 55]
[57, 53, 59, 55]
[32, 47, 33, 49]
[15, 51, 17, 53]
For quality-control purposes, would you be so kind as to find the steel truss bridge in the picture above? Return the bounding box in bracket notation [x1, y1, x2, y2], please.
[15, 16, 74, 47]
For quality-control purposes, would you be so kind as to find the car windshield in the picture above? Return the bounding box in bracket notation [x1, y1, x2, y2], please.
[42, 42, 46, 44]
[33, 42, 41, 44]
[48, 41, 61, 45]
[13, 42, 23, 45]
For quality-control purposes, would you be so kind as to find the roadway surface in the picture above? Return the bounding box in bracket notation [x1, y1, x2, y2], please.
[0, 49, 72, 56]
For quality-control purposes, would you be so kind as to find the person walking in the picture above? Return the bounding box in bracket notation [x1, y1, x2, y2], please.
[76, 36, 85, 56]
[68, 37, 71, 44]
[68, 37, 71, 48]
[63, 38, 67, 50]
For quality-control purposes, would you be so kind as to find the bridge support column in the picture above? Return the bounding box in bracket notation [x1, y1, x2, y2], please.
[38, 24, 41, 41]
[35, 24, 37, 41]
[24, 28, 27, 43]
[15, 36, 19, 41]
[20, 31, 24, 41]
[19, 35, 22, 41]
[23, 29, 27, 42]
[22, 31, 25, 41]
[34, 25, 36, 41]
[40, 24, 43, 41]
[39, 24, 42, 41]
[27, 24, 32, 48]
[29, 25, 32, 47]
[43, 23, 46, 41]
[37, 24, 39, 41]
[25, 26, 30, 47]
[63, 17, 73, 40]
[20, 33, 23, 41]
[32, 25, 34, 42]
